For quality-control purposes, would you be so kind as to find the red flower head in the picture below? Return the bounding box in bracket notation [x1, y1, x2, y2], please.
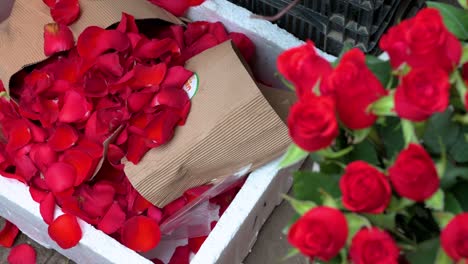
[340, 161, 391, 214]
[287, 94, 339, 152]
[350, 227, 400, 264]
[329, 48, 387, 130]
[441, 213, 468, 262]
[389, 144, 440, 202]
[380, 8, 461, 73]
[277, 41, 333, 98]
[395, 67, 450, 122]
[288, 206, 348, 261]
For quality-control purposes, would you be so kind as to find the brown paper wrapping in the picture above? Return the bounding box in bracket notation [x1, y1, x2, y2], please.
[0, 0, 293, 207]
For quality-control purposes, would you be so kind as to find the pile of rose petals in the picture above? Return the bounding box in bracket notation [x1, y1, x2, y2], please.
[0, 7, 254, 263]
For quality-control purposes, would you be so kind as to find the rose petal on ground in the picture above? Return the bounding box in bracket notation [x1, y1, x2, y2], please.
[44, 162, 76, 193]
[77, 26, 130, 59]
[7, 244, 36, 264]
[48, 214, 82, 249]
[6, 120, 31, 151]
[29, 186, 48, 203]
[40, 192, 56, 224]
[61, 149, 95, 186]
[96, 53, 124, 77]
[50, 0, 80, 25]
[147, 206, 163, 223]
[117, 13, 139, 33]
[126, 134, 150, 164]
[48, 124, 78, 151]
[98, 202, 126, 234]
[131, 63, 167, 88]
[160, 66, 193, 89]
[59, 90, 91, 123]
[0, 221, 19, 247]
[121, 216, 161, 252]
[44, 23, 75, 57]
[128, 91, 154, 113]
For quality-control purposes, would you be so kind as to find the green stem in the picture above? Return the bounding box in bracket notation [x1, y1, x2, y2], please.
[401, 119, 418, 146]
[453, 70, 467, 105]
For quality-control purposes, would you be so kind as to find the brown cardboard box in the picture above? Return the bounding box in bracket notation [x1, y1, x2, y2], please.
[0, 0, 294, 207]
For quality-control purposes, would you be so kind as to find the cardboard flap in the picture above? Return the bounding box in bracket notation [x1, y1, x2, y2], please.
[125, 41, 291, 207]
[258, 84, 296, 123]
[0, 0, 182, 92]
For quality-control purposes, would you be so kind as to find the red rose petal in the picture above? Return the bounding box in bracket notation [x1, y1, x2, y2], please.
[131, 63, 167, 88]
[147, 206, 163, 223]
[6, 120, 31, 151]
[43, 0, 56, 8]
[48, 214, 82, 249]
[189, 0, 205, 6]
[40, 192, 56, 224]
[189, 236, 207, 253]
[161, 66, 193, 89]
[59, 90, 91, 123]
[0, 171, 26, 184]
[145, 109, 181, 146]
[163, 197, 187, 217]
[121, 216, 161, 252]
[128, 91, 154, 113]
[107, 144, 125, 167]
[7, 244, 36, 264]
[117, 13, 139, 34]
[0, 221, 19, 247]
[50, 0, 80, 26]
[84, 73, 109, 98]
[44, 23, 75, 57]
[209, 22, 229, 43]
[96, 53, 124, 77]
[132, 193, 152, 214]
[168, 245, 190, 264]
[134, 38, 180, 60]
[48, 124, 78, 151]
[151, 87, 189, 110]
[29, 186, 48, 203]
[97, 202, 126, 234]
[126, 134, 150, 164]
[75, 138, 104, 159]
[15, 154, 37, 182]
[44, 162, 76, 193]
[37, 99, 59, 128]
[77, 26, 130, 59]
[60, 197, 97, 225]
[61, 149, 95, 186]
[27, 121, 47, 143]
[30, 144, 58, 171]
[184, 185, 212, 203]
[78, 182, 116, 218]
[229, 32, 255, 63]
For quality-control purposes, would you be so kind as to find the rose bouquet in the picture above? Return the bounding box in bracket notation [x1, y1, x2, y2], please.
[279, 1, 468, 263]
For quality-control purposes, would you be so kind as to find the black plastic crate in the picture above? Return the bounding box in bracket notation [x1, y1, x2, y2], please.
[228, 0, 425, 55]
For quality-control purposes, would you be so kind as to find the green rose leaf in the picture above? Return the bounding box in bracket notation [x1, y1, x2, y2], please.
[377, 117, 405, 160]
[366, 55, 392, 87]
[293, 171, 341, 204]
[427, 1, 468, 40]
[459, 0, 468, 10]
[423, 109, 460, 154]
[406, 238, 439, 264]
[425, 189, 445, 211]
[434, 212, 455, 229]
[345, 213, 371, 245]
[435, 246, 452, 264]
[445, 193, 463, 214]
[448, 126, 468, 163]
[351, 127, 371, 144]
[280, 144, 309, 169]
[282, 195, 317, 215]
[281, 248, 300, 262]
[369, 93, 395, 117]
[364, 213, 396, 230]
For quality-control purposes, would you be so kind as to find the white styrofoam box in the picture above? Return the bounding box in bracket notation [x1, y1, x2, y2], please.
[0, 1, 336, 263]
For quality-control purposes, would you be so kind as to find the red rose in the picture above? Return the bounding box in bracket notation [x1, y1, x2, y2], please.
[380, 8, 461, 73]
[287, 95, 339, 152]
[350, 227, 400, 264]
[441, 213, 468, 262]
[288, 206, 348, 261]
[277, 41, 333, 98]
[389, 144, 439, 201]
[340, 161, 391, 214]
[329, 49, 387, 130]
[395, 67, 450, 122]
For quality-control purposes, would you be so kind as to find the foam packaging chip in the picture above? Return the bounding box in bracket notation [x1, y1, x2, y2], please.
[0, 0, 336, 263]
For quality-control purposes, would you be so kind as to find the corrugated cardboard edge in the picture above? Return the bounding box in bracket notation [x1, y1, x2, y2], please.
[0, 0, 182, 92]
[125, 41, 292, 207]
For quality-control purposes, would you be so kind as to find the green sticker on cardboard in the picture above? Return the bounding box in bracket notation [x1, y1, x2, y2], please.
[183, 74, 199, 99]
